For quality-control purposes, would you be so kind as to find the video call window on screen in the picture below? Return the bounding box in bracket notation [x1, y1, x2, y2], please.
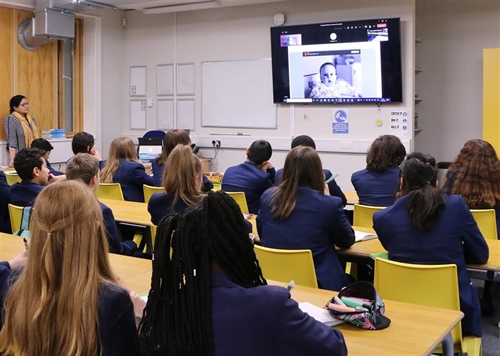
[270, 18, 402, 104]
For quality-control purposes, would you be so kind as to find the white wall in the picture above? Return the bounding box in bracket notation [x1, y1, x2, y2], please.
[97, 0, 415, 190]
[415, 0, 500, 162]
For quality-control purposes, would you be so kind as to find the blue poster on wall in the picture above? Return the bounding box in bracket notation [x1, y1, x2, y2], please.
[332, 109, 349, 134]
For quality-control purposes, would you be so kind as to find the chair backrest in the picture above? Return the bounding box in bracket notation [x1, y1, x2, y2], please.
[254, 245, 318, 288]
[353, 204, 385, 228]
[143, 184, 165, 203]
[142, 130, 166, 139]
[470, 209, 497, 240]
[8, 204, 24, 233]
[95, 183, 124, 201]
[374, 258, 463, 349]
[4, 172, 21, 186]
[225, 191, 249, 214]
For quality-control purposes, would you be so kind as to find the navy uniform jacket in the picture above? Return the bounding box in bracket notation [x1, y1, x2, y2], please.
[373, 195, 489, 337]
[0, 173, 11, 233]
[351, 167, 400, 207]
[257, 187, 355, 291]
[108, 158, 156, 202]
[151, 159, 213, 192]
[46, 160, 64, 176]
[9, 181, 44, 207]
[222, 161, 275, 214]
[148, 192, 192, 225]
[442, 169, 500, 239]
[211, 271, 347, 356]
[99, 201, 137, 256]
[275, 168, 347, 206]
[0, 269, 144, 355]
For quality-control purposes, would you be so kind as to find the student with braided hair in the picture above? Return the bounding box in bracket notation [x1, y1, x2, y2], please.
[140, 191, 347, 356]
[373, 152, 489, 337]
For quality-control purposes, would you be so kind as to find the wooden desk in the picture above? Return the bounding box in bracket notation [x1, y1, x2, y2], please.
[99, 199, 152, 226]
[344, 191, 359, 205]
[121, 271, 461, 356]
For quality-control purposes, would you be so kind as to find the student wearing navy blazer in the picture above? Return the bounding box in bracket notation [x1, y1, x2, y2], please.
[222, 140, 275, 214]
[0, 173, 11, 233]
[100, 137, 155, 202]
[373, 152, 489, 337]
[274, 135, 347, 206]
[257, 146, 355, 291]
[140, 191, 348, 356]
[9, 148, 49, 207]
[351, 135, 406, 206]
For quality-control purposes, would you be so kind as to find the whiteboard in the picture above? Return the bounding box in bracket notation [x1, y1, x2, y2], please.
[201, 59, 276, 129]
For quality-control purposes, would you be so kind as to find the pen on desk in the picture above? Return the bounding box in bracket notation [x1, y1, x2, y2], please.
[23, 238, 29, 252]
[325, 173, 339, 184]
[286, 280, 295, 291]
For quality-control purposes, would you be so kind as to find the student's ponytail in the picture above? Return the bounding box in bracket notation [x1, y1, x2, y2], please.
[400, 153, 444, 231]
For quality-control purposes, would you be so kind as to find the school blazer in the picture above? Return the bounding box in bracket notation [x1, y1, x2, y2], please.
[351, 167, 400, 207]
[257, 186, 355, 291]
[373, 194, 489, 337]
[9, 181, 44, 207]
[110, 159, 156, 202]
[222, 161, 275, 214]
[99, 202, 137, 256]
[151, 159, 213, 192]
[0, 173, 11, 233]
[275, 168, 347, 206]
[148, 192, 192, 225]
[211, 271, 347, 356]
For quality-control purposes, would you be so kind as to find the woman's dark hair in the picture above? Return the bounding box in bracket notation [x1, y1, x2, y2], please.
[399, 152, 444, 231]
[155, 129, 191, 165]
[9, 95, 26, 114]
[366, 135, 406, 172]
[71, 132, 95, 155]
[139, 191, 266, 355]
[271, 146, 325, 220]
[447, 139, 500, 209]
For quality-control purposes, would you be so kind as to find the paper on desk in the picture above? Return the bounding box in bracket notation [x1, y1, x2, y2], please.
[354, 230, 377, 243]
[299, 302, 343, 327]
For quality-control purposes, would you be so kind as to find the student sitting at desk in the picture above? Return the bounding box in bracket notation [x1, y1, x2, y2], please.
[0, 181, 146, 355]
[71, 131, 103, 163]
[66, 153, 141, 257]
[100, 137, 156, 202]
[152, 129, 213, 191]
[222, 139, 275, 214]
[30, 138, 64, 176]
[351, 135, 406, 206]
[0, 173, 11, 233]
[257, 146, 355, 291]
[9, 148, 49, 206]
[442, 139, 500, 315]
[373, 152, 489, 337]
[148, 145, 204, 225]
[275, 135, 347, 206]
[140, 191, 348, 356]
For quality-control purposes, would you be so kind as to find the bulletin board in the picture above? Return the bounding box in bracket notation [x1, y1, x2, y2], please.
[201, 59, 276, 129]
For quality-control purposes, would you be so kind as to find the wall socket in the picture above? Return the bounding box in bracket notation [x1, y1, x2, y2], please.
[340, 141, 353, 150]
[212, 140, 221, 148]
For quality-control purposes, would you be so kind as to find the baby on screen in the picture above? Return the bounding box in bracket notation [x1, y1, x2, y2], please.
[309, 62, 361, 99]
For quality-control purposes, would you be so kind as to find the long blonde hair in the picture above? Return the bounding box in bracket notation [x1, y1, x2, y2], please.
[0, 181, 118, 355]
[163, 144, 203, 211]
[100, 137, 139, 183]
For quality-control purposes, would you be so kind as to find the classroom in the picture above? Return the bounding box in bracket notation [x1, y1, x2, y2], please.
[0, 0, 499, 355]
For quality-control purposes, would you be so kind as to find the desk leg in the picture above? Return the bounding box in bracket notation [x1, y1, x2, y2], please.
[441, 332, 453, 356]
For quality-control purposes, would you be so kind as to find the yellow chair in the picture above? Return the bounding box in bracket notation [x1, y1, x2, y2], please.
[4, 172, 21, 186]
[225, 191, 249, 214]
[374, 258, 481, 356]
[470, 209, 497, 240]
[353, 204, 385, 228]
[143, 184, 165, 203]
[254, 245, 318, 288]
[95, 183, 124, 201]
[8, 204, 23, 233]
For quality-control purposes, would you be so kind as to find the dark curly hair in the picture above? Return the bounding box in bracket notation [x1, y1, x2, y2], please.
[366, 135, 406, 172]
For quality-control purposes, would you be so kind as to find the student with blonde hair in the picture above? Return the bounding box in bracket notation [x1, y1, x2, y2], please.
[148, 144, 204, 225]
[0, 180, 145, 355]
[101, 136, 156, 202]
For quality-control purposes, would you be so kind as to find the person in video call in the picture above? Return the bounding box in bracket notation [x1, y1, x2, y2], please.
[309, 62, 361, 99]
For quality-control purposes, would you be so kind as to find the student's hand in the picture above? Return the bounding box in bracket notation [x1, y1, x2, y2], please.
[8, 250, 28, 270]
[48, 173, 66, 184]
[324, 183, 330, 195]
[92, 149, 103, 161]
[129, 290, 146, 318]
[261, 161, 273, 171]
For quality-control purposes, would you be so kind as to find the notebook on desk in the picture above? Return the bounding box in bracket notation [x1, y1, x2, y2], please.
[354, 230, 377, 243]
[299, 302, 344, 327]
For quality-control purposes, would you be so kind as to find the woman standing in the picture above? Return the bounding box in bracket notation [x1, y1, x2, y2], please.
[0, 181, 145, 355]
[373, 152, 488, 337]
[4, 95, 41, 167]
[257, 146, 355, 291]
